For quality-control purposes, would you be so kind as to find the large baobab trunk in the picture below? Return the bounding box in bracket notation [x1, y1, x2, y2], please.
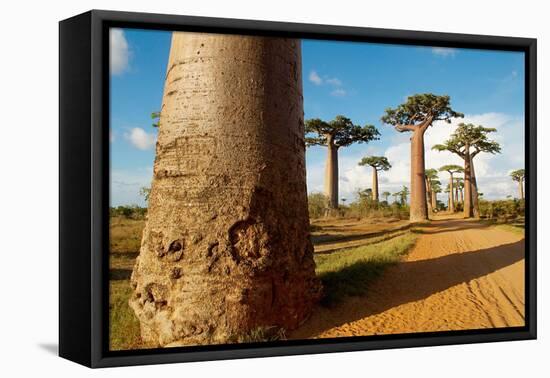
[410, 129, 429, 222]
[470, 156, 480, 218]
[129, 33, 321, 347]
[463, 147, 473, 218]
[372, 167, 379, 202]
[324, 139, 339, 209]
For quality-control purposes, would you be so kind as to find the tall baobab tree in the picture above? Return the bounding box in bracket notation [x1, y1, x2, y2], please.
[382, 191, 391, 203]
[439, 165, 463, 213]
[130, 33, 321, 347]
[425, 168, 439, 213]
[382, 94, 463, 222]
[431, 181, 442, 211]
[433, 123, 501, 218]
[510, 169, 525, 200]
[358, 156, 392, 203]
[306, 116, 379, 210]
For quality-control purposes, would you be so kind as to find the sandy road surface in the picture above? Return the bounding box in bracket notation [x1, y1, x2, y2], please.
[292, 217, 525, 339]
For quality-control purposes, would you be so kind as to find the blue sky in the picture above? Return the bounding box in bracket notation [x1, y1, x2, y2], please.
[110, 28, 525, 206]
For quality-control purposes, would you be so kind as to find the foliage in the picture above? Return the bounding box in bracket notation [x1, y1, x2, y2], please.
[305, 115, 380, 147]
[110, 205, 147, 220]
[358, 155, 391, 171]
[432, 123, 501, 159]
[315, 233, 418, 306]
[110, 280, 143, 350]
[393, 185, 409, 206]
[439, 164, 463, 175]
[478, 199, 525, 220]
[151, 111, 160, 128]
[510, 169, 525, 182]
[381, 93, 463, 132]
[139, 187, 151, 203]
[308, 193, 329, 219]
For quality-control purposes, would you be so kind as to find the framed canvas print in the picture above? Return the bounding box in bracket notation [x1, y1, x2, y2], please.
[59, 10, 537, 368]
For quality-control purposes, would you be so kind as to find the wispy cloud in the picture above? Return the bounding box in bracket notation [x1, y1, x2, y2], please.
[124, 127, 156, 150]
[110, 29, 130, 75]
[432, 47, 458, 58]
[331, 88, 347, 97]
[309, 70, 347, 96]
[309, 70, 323, 85]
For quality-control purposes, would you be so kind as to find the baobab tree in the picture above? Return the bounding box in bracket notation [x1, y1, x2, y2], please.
[510, 169, 525, 200]
[439, 165, 463, 213]
[131, 33, 321, 347]
[425, 168, 439, 213]
[382, 94, 463, 222]
[393, 185, 409, 206]
[431, 181, 442, 211]
[358, 156, 392, 203]
[433, 123, 501, 218]
[306, 116, 379, 210]
[382, 191, 392, 203]
[454, 177, 464, 204]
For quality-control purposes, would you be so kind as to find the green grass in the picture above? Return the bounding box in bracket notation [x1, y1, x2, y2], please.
[314, 233, 417, 306]
[110, 216, 145, 254]
[109, 280, 142, 351]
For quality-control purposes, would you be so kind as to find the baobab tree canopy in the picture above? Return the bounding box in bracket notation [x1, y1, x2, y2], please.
[439, 164, 463, 175]
[358, 156, 391, 171]
[432, 123, 501, 158]
[305, 115, 380, 147]
[510, 169, 525, 181]
[381, 94, 464, 131]
[306, 115, 379, 210]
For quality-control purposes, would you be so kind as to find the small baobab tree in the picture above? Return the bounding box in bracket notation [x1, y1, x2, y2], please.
[431, 181, 442, 211]
[439, 165, 463, 213]
[358, 156, 392, 203]
[382, 191, 392, 203]
[454, 177, 464, 204]
[306, 116, 380, 210]
[510, 169, 525, 200]
[382, 94, 463, 222]
[425, 168, 439, 213]
[394, 185, 409, 206]
[433, 123, 501, 218]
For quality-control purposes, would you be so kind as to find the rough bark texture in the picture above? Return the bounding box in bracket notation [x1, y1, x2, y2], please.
[463, 147, 473, 218]
[129, 32, 321, 347]
[372, 168, 379, 203]
[324, 139, 339, 209]
[410, 129, 429, 222]
[470, 156, 480, 218]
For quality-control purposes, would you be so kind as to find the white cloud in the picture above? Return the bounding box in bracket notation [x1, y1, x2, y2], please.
[110, 29, 130, 75]
[432, 47, 457, 58]
[309, 70, 322, 85]
[331, 88, 347, 97]
[124, 127, 156, 150]
[306, 112, 525, 203]
[326, 77, 342, 86]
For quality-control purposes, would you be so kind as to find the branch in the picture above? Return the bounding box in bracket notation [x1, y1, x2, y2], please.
[395, 123, 416, 132]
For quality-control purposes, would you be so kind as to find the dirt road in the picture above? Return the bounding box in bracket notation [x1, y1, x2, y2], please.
[291, 216, 525, 339]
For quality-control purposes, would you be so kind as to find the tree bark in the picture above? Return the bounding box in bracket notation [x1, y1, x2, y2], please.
[410, 128, 429, 222]
[463, 145, 473, 218]
[324, 138, 339, 209]
[130, 33, 321, 347]
[425, 178, 433, 214]
[455, 183, 459, 204]
[470, 156, 480, 218]
[519, 178, 524, 200]
[372, 167, 379, 203]
[448, 172, 455, 213]
[431, 190, 437, 211]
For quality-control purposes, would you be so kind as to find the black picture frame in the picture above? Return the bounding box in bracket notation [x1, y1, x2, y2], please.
[59, 9, 537, 368]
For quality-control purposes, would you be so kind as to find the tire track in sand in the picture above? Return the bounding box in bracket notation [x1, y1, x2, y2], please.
[291, 216, 525, 339]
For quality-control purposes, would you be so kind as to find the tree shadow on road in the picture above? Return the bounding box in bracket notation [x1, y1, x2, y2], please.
[291, 238, 524, 339]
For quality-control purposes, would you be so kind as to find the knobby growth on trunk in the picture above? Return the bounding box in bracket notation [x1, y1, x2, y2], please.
[305, 116, 379, 211]
[381, 94, 463, 222]
[358, 156, 392, 203]
[433, 123, 501, 218]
